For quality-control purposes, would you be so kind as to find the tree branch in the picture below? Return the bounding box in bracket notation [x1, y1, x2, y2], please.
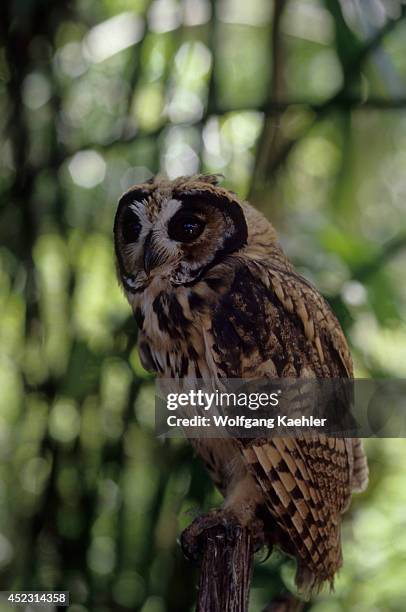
[181, 511, 261, 612]
[351, 232, 406, 283]
[250, 0, 287, 198]
[196, 522, 254, 612]
[250, 5, 406, 187]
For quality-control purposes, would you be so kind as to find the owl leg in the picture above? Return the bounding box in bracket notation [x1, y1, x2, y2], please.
[223, 472, 264, 525]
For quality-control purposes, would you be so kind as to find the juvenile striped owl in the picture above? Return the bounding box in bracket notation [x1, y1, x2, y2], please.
[114, 174, 368, 592]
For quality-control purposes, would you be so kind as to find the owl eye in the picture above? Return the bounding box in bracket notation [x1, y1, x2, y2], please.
[168, 213, 206, 243]
[122, 207, 142, 244]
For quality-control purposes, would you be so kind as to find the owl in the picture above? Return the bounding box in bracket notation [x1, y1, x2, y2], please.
[113, 174, 368, 593]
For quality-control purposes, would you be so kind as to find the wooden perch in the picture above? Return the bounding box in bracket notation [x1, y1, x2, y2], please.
[181, 511, 258, 612]
[181, 510, 305, 612]
[196, 522, 254, 612]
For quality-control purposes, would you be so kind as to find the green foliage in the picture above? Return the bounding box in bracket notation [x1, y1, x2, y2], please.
[1, 0, 406, 610]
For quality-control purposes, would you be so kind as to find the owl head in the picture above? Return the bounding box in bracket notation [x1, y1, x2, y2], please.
[114, 174, 250, 291]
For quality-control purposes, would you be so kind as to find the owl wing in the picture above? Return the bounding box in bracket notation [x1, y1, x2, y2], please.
[206, 262, 368, 591]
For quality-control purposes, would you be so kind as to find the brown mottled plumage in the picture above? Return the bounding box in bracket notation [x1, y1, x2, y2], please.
[114, 174, 368, 592]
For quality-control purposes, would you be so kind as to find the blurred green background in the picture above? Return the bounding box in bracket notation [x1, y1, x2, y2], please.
[1, 0, 406, 610]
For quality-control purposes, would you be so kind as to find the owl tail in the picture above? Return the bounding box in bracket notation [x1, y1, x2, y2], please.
[294, 522, 342, 598]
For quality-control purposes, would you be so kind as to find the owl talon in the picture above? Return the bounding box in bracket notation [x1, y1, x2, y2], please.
[250, 518, 266, 553]
[180, 509, 265, 564]
[180, 509, 240, 565]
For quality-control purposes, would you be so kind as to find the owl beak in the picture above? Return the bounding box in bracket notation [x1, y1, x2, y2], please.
[143, 231, 159, 275]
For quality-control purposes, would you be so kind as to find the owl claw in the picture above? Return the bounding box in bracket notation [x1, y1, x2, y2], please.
[180, 509, 264, 565]
[180, 510, 230, 565]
